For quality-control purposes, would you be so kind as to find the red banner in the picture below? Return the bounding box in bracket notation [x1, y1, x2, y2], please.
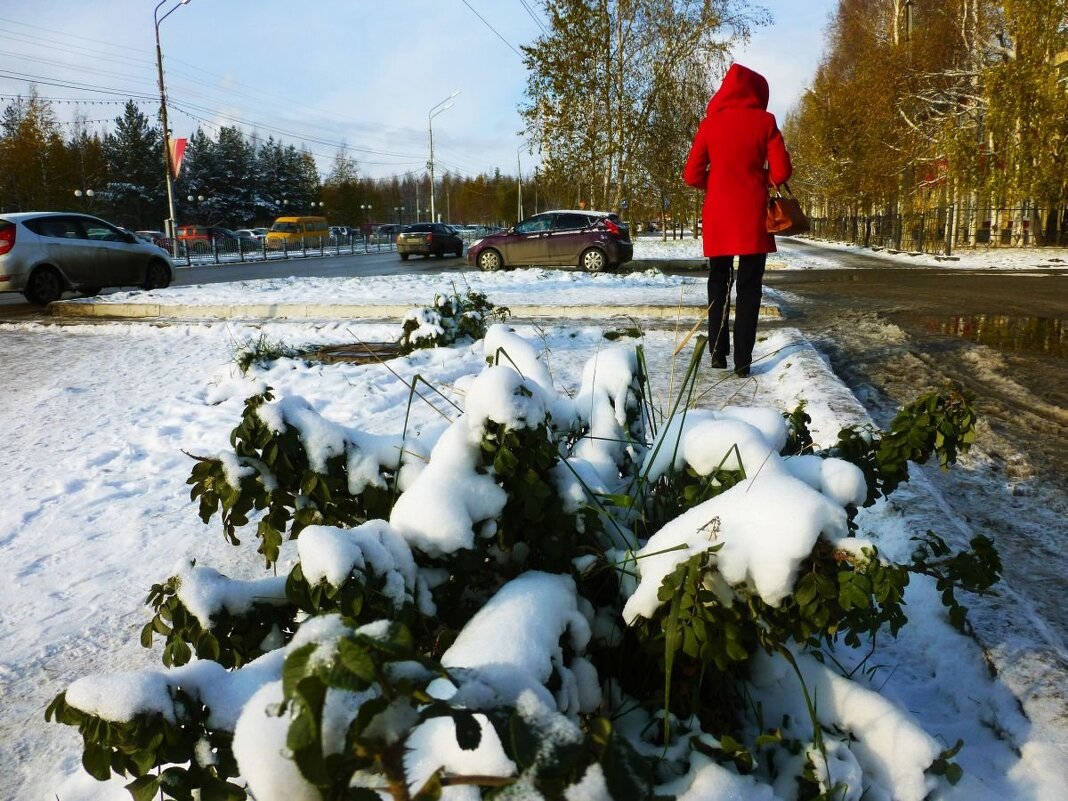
[169, 138, 188, 179]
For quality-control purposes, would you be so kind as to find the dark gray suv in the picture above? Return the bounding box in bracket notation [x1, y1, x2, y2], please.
[466, 210, 633, 272]
[0, 212, 173, 305]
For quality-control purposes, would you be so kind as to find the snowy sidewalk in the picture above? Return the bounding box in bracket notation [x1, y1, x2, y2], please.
[49, 267, 782, 321]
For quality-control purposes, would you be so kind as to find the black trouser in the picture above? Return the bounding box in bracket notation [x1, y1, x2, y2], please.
[707, 253, 767, 370]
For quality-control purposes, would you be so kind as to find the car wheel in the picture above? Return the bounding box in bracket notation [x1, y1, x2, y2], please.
[400, 253, 410, 261]
[143, 259, 171, 290]
[580, 247, 607, 272]
[477, 249, 503, 272]
[24, 267, 65, 305]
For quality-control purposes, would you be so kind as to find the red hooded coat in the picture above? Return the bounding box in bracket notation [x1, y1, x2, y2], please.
[682, 64, 792, 257]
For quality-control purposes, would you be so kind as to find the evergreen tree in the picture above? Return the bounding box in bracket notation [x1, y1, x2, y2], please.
[66, 117, 108, 219]
[102, 100, 165, 230]
[203, 126, 256, 225]
[322, 147, 361, 225]
[175, 128, 214, 225]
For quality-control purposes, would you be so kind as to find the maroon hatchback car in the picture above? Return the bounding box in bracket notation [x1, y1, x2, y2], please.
[467, 210, 633, 272]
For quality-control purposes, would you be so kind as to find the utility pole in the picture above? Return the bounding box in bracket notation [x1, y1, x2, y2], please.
[517, 142, 524, 222]
[428, 90, 460, 222]
[154, 0, 190, 257]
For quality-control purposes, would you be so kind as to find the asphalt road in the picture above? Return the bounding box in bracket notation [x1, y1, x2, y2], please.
[0, 247, 467, 320]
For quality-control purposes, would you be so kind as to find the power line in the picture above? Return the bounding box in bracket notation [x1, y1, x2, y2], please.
[516, 0, 551, 36]
[0, 70, 428, 162]
[457, 0, 523, 58]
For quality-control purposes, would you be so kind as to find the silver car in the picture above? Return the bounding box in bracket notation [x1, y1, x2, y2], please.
[0, 212, 174, 305]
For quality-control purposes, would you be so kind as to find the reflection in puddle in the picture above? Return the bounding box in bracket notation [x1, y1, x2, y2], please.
[922, 314, 1066, 357]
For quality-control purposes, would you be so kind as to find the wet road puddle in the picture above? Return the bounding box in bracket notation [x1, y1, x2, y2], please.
[916, 313, 1066, 357]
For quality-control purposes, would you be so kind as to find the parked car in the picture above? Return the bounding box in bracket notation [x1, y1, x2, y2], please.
[329, 225, 352, 239]
[266, 216, 330, 249]
[467, 210, 632, 272]
[371, 223, 403, 244]
[395, 223, 464, 260]
[135, 230, 168, 248]
[176, 224, 240, 254]
[235, 228, 267, 243]
[0, 212, 174, 305]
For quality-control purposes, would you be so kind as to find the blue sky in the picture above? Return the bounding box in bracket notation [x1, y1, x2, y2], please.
[0, 0, 836, 179]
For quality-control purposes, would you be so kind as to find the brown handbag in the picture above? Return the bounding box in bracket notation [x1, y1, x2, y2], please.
[766, 182, 810, 236]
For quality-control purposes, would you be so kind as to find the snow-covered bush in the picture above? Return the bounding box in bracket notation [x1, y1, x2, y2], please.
[397, 289, 510, 354]
[48, 322, 1001, 801]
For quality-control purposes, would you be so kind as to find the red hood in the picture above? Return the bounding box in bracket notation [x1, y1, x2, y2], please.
[705, 63, 770, 115]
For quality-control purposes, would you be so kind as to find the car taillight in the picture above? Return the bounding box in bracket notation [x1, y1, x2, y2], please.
[602, 219, 620, 235]
[427, 233, 434, 242]
[0, 224, 15, 255]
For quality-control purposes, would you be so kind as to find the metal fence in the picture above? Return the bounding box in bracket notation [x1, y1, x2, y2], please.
[162, 234, 396, 266]
[807, 206, 1067, 255]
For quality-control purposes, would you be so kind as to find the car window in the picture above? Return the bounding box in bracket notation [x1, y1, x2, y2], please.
[85, 225, 123, 241]
[408, 224, 433, 233]
[28, 216, 86, 240]
[515, 216, 552, 234]
[553, 213, 593, 231]
[78, 219, 125, 241]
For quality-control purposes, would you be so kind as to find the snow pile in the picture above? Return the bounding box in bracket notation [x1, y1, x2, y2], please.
[625, 409, 866, 620]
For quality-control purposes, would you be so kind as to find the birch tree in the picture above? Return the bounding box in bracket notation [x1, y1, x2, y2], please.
[520, 0, 767, 213]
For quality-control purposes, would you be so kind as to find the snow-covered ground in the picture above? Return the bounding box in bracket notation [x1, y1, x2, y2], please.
[2, 242, 1066, 799]
[632, 233, 1068, 270]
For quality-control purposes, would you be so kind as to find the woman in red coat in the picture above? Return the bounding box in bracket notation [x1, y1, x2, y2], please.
[683, 63, 792, 376]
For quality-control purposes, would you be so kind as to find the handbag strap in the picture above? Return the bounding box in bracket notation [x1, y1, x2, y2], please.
[768, 181, 794, 197]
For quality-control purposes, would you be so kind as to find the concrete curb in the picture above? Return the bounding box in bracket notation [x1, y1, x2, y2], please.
[625, 259, 789, 271]
[50, 301, 781, 322]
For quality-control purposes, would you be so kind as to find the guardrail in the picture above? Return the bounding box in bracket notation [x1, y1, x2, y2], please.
[161, 235, 396, 266]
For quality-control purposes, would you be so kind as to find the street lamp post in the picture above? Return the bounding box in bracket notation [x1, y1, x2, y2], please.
[516, 142, 526, 223]
[154, 0, 191, 258]
[428, 90, 460, 223]
[74, 189, 94, 211]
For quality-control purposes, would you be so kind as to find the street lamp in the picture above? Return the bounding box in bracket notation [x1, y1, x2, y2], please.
[516, 142, 527, 222]
[74, 189, 94, 209]
[428, 90, 460, 223]
[360, 203, 372, 235]
[154, 0, 191, 258]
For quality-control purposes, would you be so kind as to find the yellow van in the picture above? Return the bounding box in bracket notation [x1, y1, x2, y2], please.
[266, 216, 330, 249]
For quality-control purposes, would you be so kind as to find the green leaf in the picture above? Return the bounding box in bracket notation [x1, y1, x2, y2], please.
[283, 643, 317, 697]
[337, 639, 376, 683]
[452, 710, 482, 751]
[159, 765, 192, 799]
[82, 742, 112, 781]
[139, 622, 155, 648]
[125, 775, 161, 801]
[794, 574, 818, 607]
[946, 762, 964, 785]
